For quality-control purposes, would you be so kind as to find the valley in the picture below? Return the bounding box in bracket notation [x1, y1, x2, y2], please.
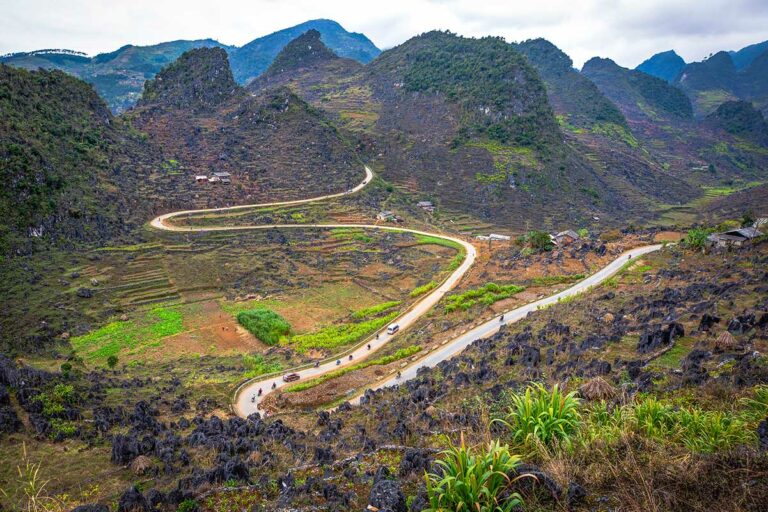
[1, 12, 767, 512]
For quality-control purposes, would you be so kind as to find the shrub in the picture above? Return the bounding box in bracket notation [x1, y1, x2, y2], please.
[411, 281, 437, 298]
[289, 311, 398, 353]
[351, 301, 402, 320]
[683, 228, 712, 250]
[32, 384, 77, 417]
[425, 435, 524, 512]
[236, 308, 291, 346]
[496, 383, 581, 447]
[444, 283, 525, 312]
[523, 231, 553, 252]
[106, 355, 118, 369]
[242, 354, 282, 378]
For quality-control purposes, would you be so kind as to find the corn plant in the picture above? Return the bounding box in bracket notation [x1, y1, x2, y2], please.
[496, 383, 581, 448]
[740, 385, 768, 420]
[424, 434, 524, 512]
[676, 408, 754, 453]
[632, 397, 676, 438]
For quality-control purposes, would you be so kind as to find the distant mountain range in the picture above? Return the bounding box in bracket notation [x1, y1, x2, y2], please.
[634, 41, 768, 118]
[0, 19, 380, 112]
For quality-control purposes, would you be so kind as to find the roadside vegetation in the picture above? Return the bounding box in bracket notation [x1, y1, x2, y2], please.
[285, 345, 421, 392]
[444, 282, 525, 312]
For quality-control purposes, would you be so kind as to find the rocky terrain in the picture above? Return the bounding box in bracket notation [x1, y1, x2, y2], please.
[1, 236, 766, 511]
[1, 20, 768, 512]
[129, 47, 362, 209]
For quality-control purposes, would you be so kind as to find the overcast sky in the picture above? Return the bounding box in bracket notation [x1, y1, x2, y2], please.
[2, 0, 767, 68]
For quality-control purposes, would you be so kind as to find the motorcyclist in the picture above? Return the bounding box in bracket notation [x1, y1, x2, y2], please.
[349, 354, 353, 360]
[258, 388, 262, 396]
[336, 359, 341, 365]
[271, 382, 276, 389]
[396, 371, 401, 379]
[367, 344, 371, 350]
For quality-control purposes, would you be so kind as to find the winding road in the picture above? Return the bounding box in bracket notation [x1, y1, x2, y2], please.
[149, 165, 662, 417]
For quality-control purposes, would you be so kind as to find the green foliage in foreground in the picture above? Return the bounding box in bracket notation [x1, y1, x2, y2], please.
[237, 308, 291, 346]
[289, 311, 399, 353]
[285, 345, 421, 392]
[411, 281, 437, 298]
[425, 436, 524, 512]
[242, 354, 283, 378]
[445, 282, 525, 313]
[351, 300, 402, 320]
[495, 383, 581, 447]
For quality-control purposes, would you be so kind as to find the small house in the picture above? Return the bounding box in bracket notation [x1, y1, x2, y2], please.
[195, 175, 208, 184]
[476, 233, 511, 242]
[212, 172, 231, 184]
[208, 176, 221, 184]
[417, 201, 435, 213]
[707, 227, 762, 248]
[554, 230, 580, 246]
[377, 211, 396, 222]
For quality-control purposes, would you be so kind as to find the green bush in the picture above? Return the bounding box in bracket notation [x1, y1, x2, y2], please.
[521, 231, 553, 252]
[290, 311, 398, 353]
[106, 355, 118, 369]
[411, 281, 437, 298]
[425, 436, 524, 512]
[351, 301, 402, 320]
[683, 227, 713, 250]
[236, 308, 291, 346]
[444, 283, 525, 312]
[496, 383, 581, 447]
[242, 354, 282, 378]
[32, 384, 77, 417]
[286, 345, 421, 392]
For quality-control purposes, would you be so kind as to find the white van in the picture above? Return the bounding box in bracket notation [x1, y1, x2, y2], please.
[387, 323, 400, 335]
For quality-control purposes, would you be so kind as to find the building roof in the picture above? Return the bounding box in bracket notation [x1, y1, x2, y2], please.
[212, 172, 231, 177]
[417, 201, 434, 207]
[555, 230, 580, 240]
[722, 227, 762, 239]
[195, 175, 207, 180]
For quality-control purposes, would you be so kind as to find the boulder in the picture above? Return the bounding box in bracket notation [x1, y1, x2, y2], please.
[369, 466, 406, 512]
[117, 486, 149, 512]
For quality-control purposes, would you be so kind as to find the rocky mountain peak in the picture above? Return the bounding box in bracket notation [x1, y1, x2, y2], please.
[264, 29, 339, 76]
[138, 47, 240, 110]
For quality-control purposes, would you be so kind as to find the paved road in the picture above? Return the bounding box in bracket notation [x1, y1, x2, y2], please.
[348, 244, 663, 403]
[148, 166, 477, 418]
[149, 164, 662, 417]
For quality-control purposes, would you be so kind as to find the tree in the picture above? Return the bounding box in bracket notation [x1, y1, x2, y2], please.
[526, 230, 553, 252]
[60, 362, 72, 377]
[107, 355, 118, 369]
[684, 227, 711, 250]
[741, 210, 755, 228]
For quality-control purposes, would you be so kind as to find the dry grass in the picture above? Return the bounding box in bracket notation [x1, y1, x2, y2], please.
[579, 377, 617, 402]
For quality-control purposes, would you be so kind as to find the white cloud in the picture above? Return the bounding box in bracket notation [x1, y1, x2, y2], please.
[1, 0, 766, 68]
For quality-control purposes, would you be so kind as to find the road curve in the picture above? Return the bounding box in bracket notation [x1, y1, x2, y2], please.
[148, 165, 477, 418]
[347, 243, 663, 404]
[148, 164, 663, 417]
